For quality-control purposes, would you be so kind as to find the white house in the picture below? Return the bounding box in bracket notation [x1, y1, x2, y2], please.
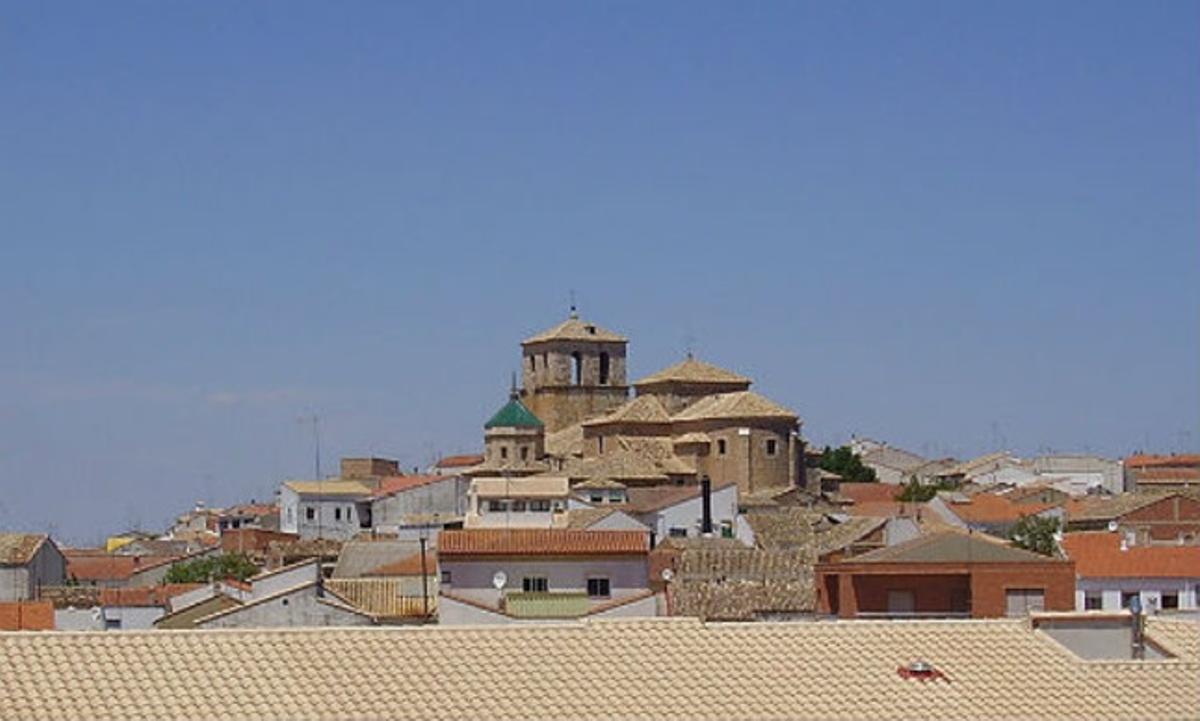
[437, 528, 656, 624]
[1062, 531, 1200, 613]
[465, 476, 571, 529]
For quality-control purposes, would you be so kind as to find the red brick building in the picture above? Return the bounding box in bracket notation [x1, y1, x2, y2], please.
[816, 531, 1075, 619]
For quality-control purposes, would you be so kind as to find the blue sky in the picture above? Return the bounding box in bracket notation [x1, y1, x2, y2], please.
[1, 2, 1196, 542]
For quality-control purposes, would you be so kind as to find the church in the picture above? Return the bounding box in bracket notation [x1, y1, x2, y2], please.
[470, 310, 805, 499]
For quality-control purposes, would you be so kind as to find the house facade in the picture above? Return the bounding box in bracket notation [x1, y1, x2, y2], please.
[816, 531, 1075, 619]
[437, 528, 655, 623]
[1062, 531, 1200, 613]
[0, 534, 66, 601]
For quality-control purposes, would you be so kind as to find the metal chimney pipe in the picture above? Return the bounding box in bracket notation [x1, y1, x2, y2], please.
[701, 476, 713, 535]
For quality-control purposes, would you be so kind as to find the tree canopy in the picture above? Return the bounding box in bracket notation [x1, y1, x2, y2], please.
[164, 552, 259, 584]
[1009, 514, 1061, 556]
[819, 445, 877, 482]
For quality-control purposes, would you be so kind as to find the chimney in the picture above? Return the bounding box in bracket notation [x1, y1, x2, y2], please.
[700, 476, 713, 536]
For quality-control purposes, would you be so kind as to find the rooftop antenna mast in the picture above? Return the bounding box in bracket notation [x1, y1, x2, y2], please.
[299, 413, 322, 541]
[569, 289, 578, 318]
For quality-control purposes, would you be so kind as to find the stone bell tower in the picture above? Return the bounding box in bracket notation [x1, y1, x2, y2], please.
[520, 309, 629, 433]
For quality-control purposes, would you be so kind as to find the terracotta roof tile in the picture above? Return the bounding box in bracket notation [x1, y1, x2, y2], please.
[99, 584, 205, 608]
[435, 454, 484, 468]
[0, 618, 1197, 719]
[374, 474, 454, 498]
[66, 553, 179, 582]
[671, 391, 798, 422]
[1062, 531, 1200, 578]
[439, 529, 649, 556]
[942, 492, 1058, 524]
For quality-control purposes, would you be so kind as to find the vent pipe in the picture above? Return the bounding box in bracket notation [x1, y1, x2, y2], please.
[701, 476, 713, 536]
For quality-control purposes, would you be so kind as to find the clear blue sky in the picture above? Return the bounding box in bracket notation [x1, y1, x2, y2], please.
[2, 2, 1196, 543]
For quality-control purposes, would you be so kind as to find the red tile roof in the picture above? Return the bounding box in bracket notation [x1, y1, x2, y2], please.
[1126, 454, 1200, 468]
[837, 483, 902, 504]
[1061, 532, 1200, 578]
[66, 553, 179, 582]
[439, 529, 649, 557]
[435, 454, 484, 468]
[944, 493, 1058, 524]
[99, 584, 205, 608]
[374, 475, 454, 498]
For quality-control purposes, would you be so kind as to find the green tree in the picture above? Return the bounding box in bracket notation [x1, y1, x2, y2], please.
[896, 476, 938, 502]
[1009, 515, 1061, 556]
[819, 445, 878, 482]
[165, 553, 259, 584]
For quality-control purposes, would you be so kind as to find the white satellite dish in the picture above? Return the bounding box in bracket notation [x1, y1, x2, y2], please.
[661, 568, 675, 582]
[1107, 520, 1119, 532]
[492, 570, 508, 590]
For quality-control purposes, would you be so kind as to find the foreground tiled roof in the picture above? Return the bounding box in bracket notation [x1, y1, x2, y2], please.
[2, 617, 1197, 720]
[633, 357, 751, 387]
[671, 391, 797, 422]
[522, 315, 627, 344]
[439, 529, 649, 556]
[0, 533, 48, 565]
[1062, 532, 1200, 578]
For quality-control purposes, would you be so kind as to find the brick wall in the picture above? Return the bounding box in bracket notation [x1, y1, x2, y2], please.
[0, 601, 54, 630]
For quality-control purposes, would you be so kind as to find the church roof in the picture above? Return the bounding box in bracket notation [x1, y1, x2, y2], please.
[634, 357, 751, 388]
[522, 315, 627, 345]
[581, 395, 671, 427]
[484, 396, 543, 429]
[671, 391, 798, 423]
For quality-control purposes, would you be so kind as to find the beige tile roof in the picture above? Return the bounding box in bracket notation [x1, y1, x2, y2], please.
[2, 617, 1199, 720]
[0, 534, 47, 565]
[545, 422, 585, 457]
[633, 357, 751, 387]
[581, 395, 671, 426]
[574, 477, 627, 490]
[671, 391, 798, 422]
[522, 315, 627, 344]
[561, 437, 696, 482]
[672, 431, 711, 445]
[283, 480, 372, 496]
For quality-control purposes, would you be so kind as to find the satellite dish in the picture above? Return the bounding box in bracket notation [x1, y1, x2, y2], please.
[492, 571, 508, 590]
[661, 568, 675, 582]
[1107, 520, 1119, 532]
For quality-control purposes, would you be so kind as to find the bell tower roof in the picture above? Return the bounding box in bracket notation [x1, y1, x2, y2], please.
[522, 315, 627, 345]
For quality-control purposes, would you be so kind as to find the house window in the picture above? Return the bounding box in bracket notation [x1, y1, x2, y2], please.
[334, 508, 342, 521]
[587, 578, 611, 598]
[104, 618, 121, 631]
[441, 570, 452, 585]
[1161, 593, 1179, 610]
[590, 493, 605, 504]
[717, 439, 727, 455]
[599, 353, 610, 385]
[511, 500, 527, 512]
[720, 520, 734, 538]
[305, 507, 315, 521]
[523, 577, 548, 593]
[529, 499, 550, 512]
[668, 527, 688, 538]
[572, 352, 583, 385]
[1121, 592, 1138, 609]
[598, 436, 605, 454]
[1084, 593, 1103, 610]
[487, 500, 508, 512]
[1005, 588, 1045, 617]
[529, 355, 535, 372]
[609, 490, 625, 503]
[765, 439, 777, 456]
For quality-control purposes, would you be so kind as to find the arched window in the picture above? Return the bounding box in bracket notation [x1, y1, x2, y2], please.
[572, 352, 582, 385]
[599, 352, 610, 385]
